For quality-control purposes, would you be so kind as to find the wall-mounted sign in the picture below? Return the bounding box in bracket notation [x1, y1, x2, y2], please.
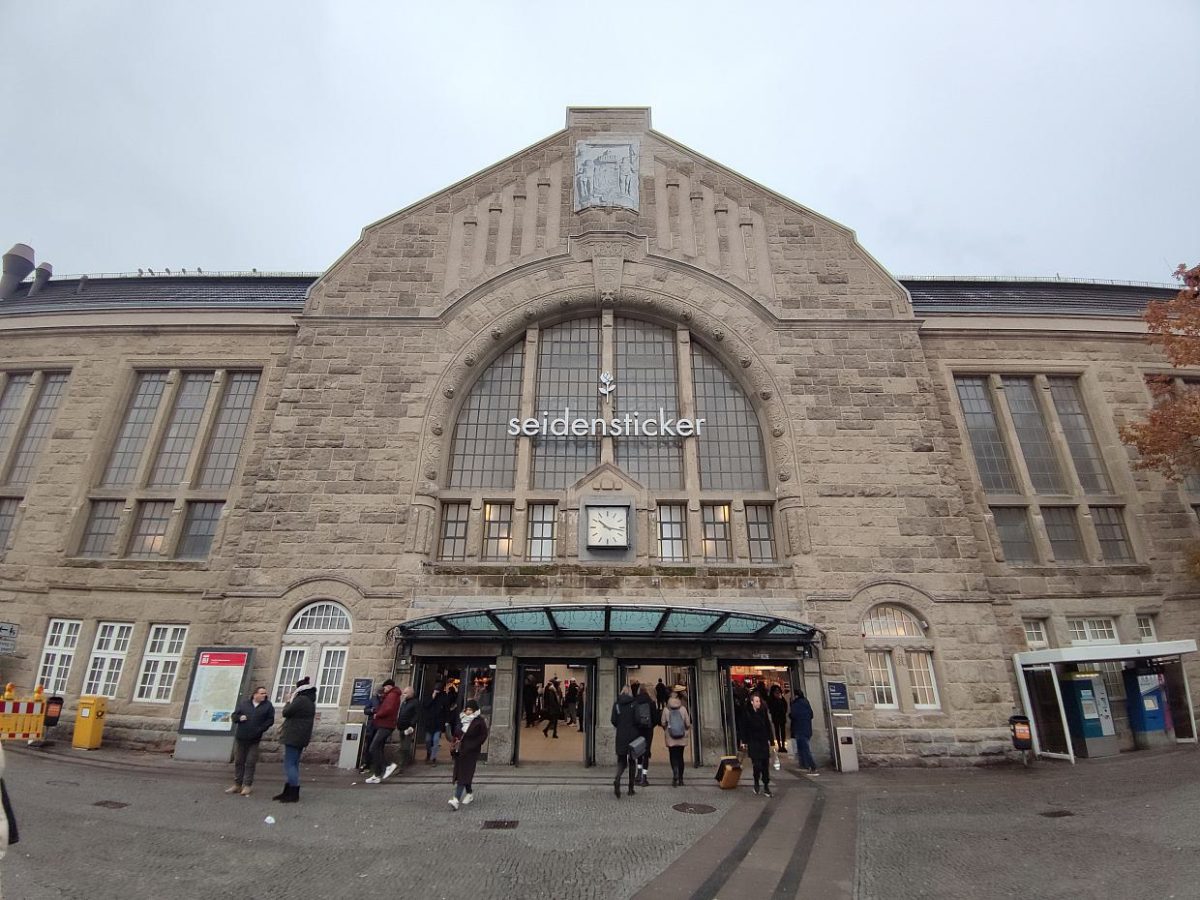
[0, 622, 17, 656]
[508, 408, 705, 439]
[351, 678, 375, 707]
[827, 681, 851, 711]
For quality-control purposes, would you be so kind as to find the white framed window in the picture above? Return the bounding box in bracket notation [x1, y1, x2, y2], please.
[1022, 619, 1049, 650]
[1136, 615, 1157, 642]
[82, 622, 134, 697]
[37, 618, 82, 695]
[134, 625, 188, 702]
[1067, 617, 1118, 644]
[866, 651, 897, 708]
[906, 652, 941, 709]
[274, 601, 353, 705]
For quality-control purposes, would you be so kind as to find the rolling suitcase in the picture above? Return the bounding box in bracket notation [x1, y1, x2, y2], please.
[714, 754, 742, 789]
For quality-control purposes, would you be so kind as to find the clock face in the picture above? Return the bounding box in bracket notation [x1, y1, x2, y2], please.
[586, 506, 629, 549]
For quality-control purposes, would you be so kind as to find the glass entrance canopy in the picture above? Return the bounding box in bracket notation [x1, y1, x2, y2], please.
[392, 604, 818, 644]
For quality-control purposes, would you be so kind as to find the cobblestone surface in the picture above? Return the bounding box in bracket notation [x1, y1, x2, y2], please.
[2, 750, 737, 900]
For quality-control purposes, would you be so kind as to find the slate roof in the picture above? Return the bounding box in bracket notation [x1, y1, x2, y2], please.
[902, 278, 1176, 318]
[0, 274, 315, 316]
[0, 273, 1178, 319]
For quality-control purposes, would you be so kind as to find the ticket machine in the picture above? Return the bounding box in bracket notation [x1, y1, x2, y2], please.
[1059, 672, 1119, 758]
[1123, 667, 1173, 750]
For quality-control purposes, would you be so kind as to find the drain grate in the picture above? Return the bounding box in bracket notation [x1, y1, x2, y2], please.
[481, 820, 518, 830]
[1039, 809, 1074, 818]
[673, 803, 717, 815]
[93, 800, 129, 810]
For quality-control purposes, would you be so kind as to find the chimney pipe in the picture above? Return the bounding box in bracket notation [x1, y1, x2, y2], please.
[27, 262, 53, 296]
[0, 244, 35, 299]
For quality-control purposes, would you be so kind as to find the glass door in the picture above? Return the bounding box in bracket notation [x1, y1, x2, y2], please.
[1021, 665, 1073, 760]
[1160, 659, 1197, 742]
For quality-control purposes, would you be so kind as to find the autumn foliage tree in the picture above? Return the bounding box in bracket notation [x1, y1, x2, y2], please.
[1120, 263, 1200, 481]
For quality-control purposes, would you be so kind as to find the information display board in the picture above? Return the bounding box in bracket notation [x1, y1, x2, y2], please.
[179, 648, 254, 734]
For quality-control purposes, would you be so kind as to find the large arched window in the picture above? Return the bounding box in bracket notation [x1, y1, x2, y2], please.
[861, 604, 940, 711]
[273, 601, 352, 706]
[441, 313, 773, 564]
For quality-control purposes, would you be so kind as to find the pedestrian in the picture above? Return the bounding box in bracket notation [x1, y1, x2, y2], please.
[542, 678, 563, 738]
[564, 680, 579, 725]
[660, 690, 692, 787]
[358, 686, 383, 773]
[522, 674, 539, 727]
[273, 676, 316, 803]
[576, 682, 586, 732]
[395, 685, 419, 767]
[226, 685, 274, 796]
[422, 681, 448, 765]
[740, 693, 774, 797]
[632, 684, 656, 785]
[655, 677, 669, 708]
[611, 686, 640, 798]
[448, 698, 489, 810]
[768, 684, 789, 751]
[789, 689, 819, 775]
[364, 679, 402, 784]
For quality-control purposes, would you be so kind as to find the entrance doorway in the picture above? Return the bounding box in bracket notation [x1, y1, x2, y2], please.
[412, 658, 496, 763]
[513, 660, 595, 766]
[618, 661, 700, 770]
[719, 661, 797, 755]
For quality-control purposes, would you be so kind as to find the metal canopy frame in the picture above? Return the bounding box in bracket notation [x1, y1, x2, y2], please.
[388, 603, 818, 644]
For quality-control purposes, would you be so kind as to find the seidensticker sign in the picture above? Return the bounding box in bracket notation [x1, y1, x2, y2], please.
[508, 408, 706, 438]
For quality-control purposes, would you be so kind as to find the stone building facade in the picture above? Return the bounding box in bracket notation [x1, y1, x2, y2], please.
[1, 108, 1195, 767]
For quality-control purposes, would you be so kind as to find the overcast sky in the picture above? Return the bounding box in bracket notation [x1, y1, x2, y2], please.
[2, 2, 1196, 285]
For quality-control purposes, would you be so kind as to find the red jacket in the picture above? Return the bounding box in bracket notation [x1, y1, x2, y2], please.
[372, 689, 401, 728]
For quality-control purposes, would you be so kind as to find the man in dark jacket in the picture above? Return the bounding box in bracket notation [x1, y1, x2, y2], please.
[740, 693, 775, 797]
[227, 686, 274, 796]
[359, 688, 383, 773]
[395, 686, 419, 767]
[364, 679, 401, 784]
[789, 690, 819, 774]
[522, 674, 539, 727]
[273, 676, 316, 803]
[422, 682, 448, 765]
[611, 687, 640, 798]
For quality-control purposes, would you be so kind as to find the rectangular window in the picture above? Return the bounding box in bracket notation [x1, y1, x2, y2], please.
[745, 504, 777, 563]
[176, 501, 223, 559]
[83, 622, 134, 697]
[1047, 377, 1112, 493]
[526, 503, 557, 562]
[1042, 507, 1085, 563]
[906, 651, 940, 709]
[273, 648, 307, 704]
[1091, 506, 1134, 563]
[866, 650, 897, 708]
[37, 618, 82, 695]
[79, 499, 123, 557]
[0, 497, 17, 554]
[955, 376, 1019, 493]
[701, 503, 733, 562]
[1022, 619, 1049, 649]
[1136, 615, 1156, 641]
[5, 373, 68, 486]
[102, 372, 168, 486]
[1067, 617, 1118, 644]
[134, 625, 188, 702]
[481, 502, 513, 561]
[1003, 377, 1065, 493]
[438, 502, 469, 561]
[149, 372, 213, 487]
[0, 375, 32, 458]
[197, 372, 260, 488]
[317, 647, 348, 706]
[127, 500, 173, 558]
[657, 503, 688, 562]
[991, 507, 1036, 563]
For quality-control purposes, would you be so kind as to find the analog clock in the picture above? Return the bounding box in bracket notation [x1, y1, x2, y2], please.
[586, 506, 629, 549]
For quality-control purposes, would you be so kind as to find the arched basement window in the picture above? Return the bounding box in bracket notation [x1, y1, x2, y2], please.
[861, 604, 940, 711]
[274, 601, 352, 706]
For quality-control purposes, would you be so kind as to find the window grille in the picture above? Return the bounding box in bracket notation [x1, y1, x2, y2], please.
[83, 622, 134, 697]
[866, 651, 897, 708]
[1003, 377, 1065, 493]
[955, 376, 1018, 493]
[37, 619, 82, 695]
[482, 502, 513, 561]
[701, 503, 732, 562]
[526, 503, 557, 562]
[614, 318, 683, 489]
[1042, 507, 1084, 563]
[438, 502, 470, 561]
[448, 344, 524, 489]
[1091, 506, 1134, 562]
[692, 345, 767, 491]
[1047, 377, 1112, 493]
[657, 504, 688, 562]
[134, 625, 188, 702]
[991, 507, 1036, 563]
[745, 504, 776, 562]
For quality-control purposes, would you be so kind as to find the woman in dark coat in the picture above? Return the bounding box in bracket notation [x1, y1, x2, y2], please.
[767, 685, 789, 751]
[611, 686, 640, 798]
[227, 685, 274, 796]
[541, 679, 563, 738]
[448, 699, 489, 810]
[740, 693, 775, 797]
[273, 676, 316, 803]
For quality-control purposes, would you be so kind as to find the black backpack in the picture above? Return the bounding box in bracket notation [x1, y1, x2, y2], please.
[634, 700, 653, 729]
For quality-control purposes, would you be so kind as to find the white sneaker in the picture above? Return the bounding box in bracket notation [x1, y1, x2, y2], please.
[462, 793, 474, 805]
[365, 775, 381, 784]
[448, 797, 460, 810]
[383, 763, 398, 780]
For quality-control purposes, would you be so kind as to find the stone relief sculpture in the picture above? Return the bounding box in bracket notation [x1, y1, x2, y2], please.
[574, 139, 640, 212]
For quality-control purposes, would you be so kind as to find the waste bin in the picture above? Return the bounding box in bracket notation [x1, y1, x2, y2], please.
[339, 721, 364, 770]
[72, 696, 107, 750]
[1008, 714, 1033, 751]
[44, 695, 65, 728]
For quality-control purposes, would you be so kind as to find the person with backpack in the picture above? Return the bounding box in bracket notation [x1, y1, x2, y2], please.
[632, 685, 656, 786]
[660, 689, 692, 787]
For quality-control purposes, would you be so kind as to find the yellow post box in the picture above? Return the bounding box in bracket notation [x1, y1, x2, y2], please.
[72, 696, 108, 750]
